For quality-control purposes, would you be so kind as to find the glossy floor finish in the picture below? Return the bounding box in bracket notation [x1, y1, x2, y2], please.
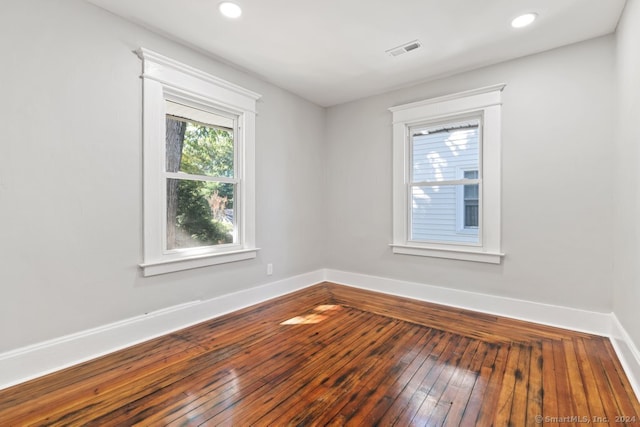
[1, 283, 639, 426]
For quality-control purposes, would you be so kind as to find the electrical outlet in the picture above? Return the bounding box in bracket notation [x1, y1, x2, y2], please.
[267, 263, 273, 276]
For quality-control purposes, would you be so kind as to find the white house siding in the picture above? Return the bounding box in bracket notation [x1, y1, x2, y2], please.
[410, 126, 479, 244]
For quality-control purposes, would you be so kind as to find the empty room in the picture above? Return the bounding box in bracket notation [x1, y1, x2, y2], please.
[1, 0, 640, 425]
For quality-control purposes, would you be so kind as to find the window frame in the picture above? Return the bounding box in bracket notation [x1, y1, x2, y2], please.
[408, 117, 482, 246]
[163, 101, 240, 253]
[137, 48, 261, 276]
[389, 84, 505, 264]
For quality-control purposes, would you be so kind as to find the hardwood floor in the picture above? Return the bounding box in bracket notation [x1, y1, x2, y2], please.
[1, 282, 639, 426]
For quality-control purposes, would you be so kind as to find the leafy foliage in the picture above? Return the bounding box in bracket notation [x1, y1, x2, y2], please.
[167, 118, 235, 248]
[174, 180, 232, 247]
[180, 124, 234, 204]
[180, 124, 233, 174]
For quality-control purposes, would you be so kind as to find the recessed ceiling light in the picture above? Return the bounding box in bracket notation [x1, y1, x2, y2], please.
[219, 2, 242, 19]
[511, 13, 537, 28]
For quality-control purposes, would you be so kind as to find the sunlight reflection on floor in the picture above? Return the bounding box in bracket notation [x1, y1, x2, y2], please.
[280, 305, 342, 325]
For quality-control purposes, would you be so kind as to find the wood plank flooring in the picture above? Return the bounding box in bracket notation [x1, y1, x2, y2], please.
[1, 282, 639, 426]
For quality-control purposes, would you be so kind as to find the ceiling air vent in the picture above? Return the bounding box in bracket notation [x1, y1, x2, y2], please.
[386, 40, 422, 57]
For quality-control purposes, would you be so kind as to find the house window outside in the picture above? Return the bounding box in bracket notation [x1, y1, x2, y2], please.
[137, 48, 261, 276]
[463, 170, 479, 229]
[390, 85, 505, 264]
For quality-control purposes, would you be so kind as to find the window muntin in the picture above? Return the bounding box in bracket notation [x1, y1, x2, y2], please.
[409, 118, 481, 245]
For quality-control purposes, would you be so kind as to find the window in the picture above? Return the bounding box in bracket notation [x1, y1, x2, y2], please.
[137, 48, 261, 276]
[390, 85, 505, 263]
[462, 170, 479, 229]
[165, 102, 237, 251]
[410, 118, 480, 244]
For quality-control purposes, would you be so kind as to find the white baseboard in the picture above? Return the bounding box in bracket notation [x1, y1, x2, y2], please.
[324, 269, 640, 399]
[610, 315, 640, 400]
[325, 269, 612, 335]
[0, 269, 325, 391]
[2, 267, 639, 402]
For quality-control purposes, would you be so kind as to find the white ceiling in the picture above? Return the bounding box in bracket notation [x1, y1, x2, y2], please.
[86, 0, 626, 106]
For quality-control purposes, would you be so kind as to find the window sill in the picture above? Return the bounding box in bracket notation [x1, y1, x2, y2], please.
[390, 244, 504, 264]
[140, 248, 259, 276]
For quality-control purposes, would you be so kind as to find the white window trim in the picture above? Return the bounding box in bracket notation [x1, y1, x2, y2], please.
[389, 84, 505, 264]
[136, 48, 261, 276]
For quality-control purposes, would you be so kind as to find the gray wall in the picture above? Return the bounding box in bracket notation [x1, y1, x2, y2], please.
[325, 35, 615, 313]
[1, 0, 634, 357]
[614, 0, 640, 350]
[0, 0, 326, 352]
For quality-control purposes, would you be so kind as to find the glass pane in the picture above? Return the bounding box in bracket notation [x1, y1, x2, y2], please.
[411, 185, 479, 244]
[166, 179, 235, 250]
[166, 115, 234, 178]
[464, 183, 479, 199]
[464, 200, 479, 228]
[463, 170, 478, 180]
[411, 120, 479, 182]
